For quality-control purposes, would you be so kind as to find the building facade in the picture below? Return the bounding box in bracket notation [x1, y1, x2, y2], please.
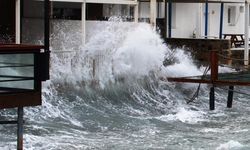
[0, 0, 249, 45]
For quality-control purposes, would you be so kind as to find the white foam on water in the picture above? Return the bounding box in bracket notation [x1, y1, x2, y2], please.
[113, 27, 166, 76]
[156, 107, 207, 124]
[48, 22, 168, 89]
[165, 49, 202, 77]
[216, 140, 244, 150]
[49, 18, 206, 89]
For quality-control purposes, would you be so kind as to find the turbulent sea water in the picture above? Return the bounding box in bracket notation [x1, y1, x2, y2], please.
[1, 20, 250, 150]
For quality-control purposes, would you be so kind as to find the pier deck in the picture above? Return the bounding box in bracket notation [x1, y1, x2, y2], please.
[0, 44, 49, 150]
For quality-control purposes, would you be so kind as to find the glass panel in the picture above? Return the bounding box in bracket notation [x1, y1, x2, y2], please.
[0, 54, 34, 90]
[22, 0, 45, 45]
[52, 2, 81, 20]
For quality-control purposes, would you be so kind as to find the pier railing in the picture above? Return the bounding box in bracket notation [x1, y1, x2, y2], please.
[165, 38, 250, 110]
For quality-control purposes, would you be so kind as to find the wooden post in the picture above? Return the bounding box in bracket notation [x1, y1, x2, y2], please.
[17, 107, 24, 150]
[210, 51, 218, 81]
[227, 86, 234, 108]
[209, 50, 218, 110]
[93, 59, 96, 78]
[209, 86, 215, 110]
[227, 49, 232, 66]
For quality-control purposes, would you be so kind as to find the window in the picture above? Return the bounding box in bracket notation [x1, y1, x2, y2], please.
[52, 2, 81, 20]
[86, 3, 104, 20]
[171, 3, 177, 28]
[53, 8, 81, 20]
[22, 0, 45, 44]
[228, 6, 236, 26]
[103, 4, 133, 21]
[0, 0, 15, 43]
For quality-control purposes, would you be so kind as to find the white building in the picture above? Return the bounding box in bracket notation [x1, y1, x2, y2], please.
[1, 0, 250, 43]
[1, 0, 249, 64]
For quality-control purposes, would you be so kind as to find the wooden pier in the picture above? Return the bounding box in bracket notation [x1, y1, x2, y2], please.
[0, 44, 50, 150]
[165, 38, 250, 110]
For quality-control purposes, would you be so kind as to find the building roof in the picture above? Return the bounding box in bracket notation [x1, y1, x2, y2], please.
[50, 0, 249, 4]
[168, 0, 245, 3]
[51, 0, 138, 5]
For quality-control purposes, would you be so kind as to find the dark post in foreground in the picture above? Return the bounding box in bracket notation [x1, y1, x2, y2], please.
[209, 50, 219, 110]
[227, 86, 234, 108]
[17, 107, 23, 150]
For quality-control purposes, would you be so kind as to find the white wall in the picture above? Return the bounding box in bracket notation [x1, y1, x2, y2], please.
[171, 3, 246, 38]
[172, 3, 199, 38]
[138, 2, 165, 19]
[207, 3, 220, 37]
[203, 3, 245, 38]
[23, 1, 250, 47]
[223, 4, 245, 35]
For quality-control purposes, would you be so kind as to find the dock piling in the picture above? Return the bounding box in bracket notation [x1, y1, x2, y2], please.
[227, 86, 234, 108]
[209, 86, 215, 110]
[17, 107, 23, 150]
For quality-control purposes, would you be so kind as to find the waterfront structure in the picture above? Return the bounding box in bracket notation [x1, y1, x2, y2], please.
[2, 0, 250, 42]
[1, 0, 250, 148]
[0, 0, 50, 149]
[2, 0, 250, 75]
[48, 0, 249, 38]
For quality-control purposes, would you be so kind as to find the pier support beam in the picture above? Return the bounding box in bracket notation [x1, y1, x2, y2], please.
[205, 2, 209, 38]
[150, 0, 157, 28]
[81, 1, 86, 44]
[134, 2, 139, 23]
[244, 1, 249, 66]
[210, 51, 219, 81]
[227, 86, 234, 108]
[15, 0, 20, 44]
[168, 1, 172, 38]
[219, 3, 224, 39]
[209, 86, 215, 110]
[209, 51, 218, 110]
[17, 107, 24, 150]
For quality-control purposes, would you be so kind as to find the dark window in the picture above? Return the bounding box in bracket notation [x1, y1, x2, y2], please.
[21, 0, 45, 44]
[53, 8, 81, 20]
[52, 2, 81, 20]
[86, 4, 104, 20]
[228, 8, 231, 24]
[0, 0, 15, 43]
